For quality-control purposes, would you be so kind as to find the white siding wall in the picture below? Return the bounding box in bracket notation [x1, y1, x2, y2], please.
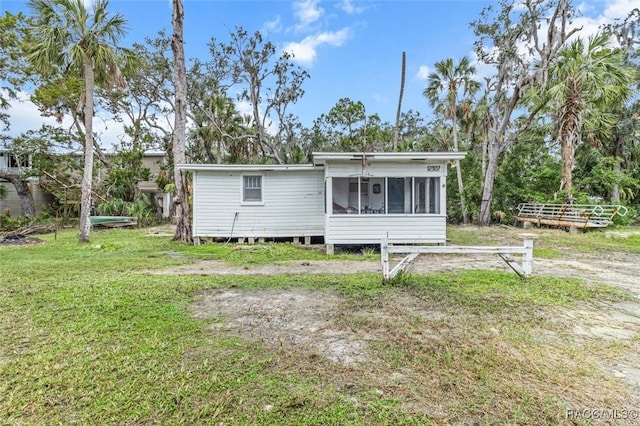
[192, 169, 324, 239]
[325, 215, 447, 244]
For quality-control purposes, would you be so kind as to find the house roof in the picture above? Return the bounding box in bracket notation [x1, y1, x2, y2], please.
[179, 151, 466, 171]
[311, 151, 467, 165]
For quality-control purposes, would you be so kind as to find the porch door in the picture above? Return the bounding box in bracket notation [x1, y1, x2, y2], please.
[387, 178, 405, 214]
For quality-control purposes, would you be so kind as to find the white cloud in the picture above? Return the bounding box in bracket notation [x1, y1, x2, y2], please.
[462, 0, 636, 97]
[233, 99, 280, 136]
[263, 16, 282, 34]
[3, 90, 71, 136]
[539, 0, 637, 48]
[570, 12, 607, 44]
[601, 0, 638, 20]
[95, 117, 128, 149]
[293, 0, 324, 31]
[3, 90, 130, 151]
[416, 65, 431, 81]
[283, 40, 316, 65]
[339, 0, 366, 15]
[284, 28, 351, 66]
[373, 93, 389, 105]
[234, 99, 253, 119]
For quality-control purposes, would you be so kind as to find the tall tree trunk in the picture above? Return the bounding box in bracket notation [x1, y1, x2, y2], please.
[0, 171, 36, 217]
[451, 114, 469, 224]
[559, 111, 581, 193]
[560, 138, 574, 192]
[478, 139, 501, 225]
[79, 58, 95, 243]
[481, 107, 489, 179]
[611, 160, 621, 203]
[455, 160, 468, 223]
[610, 134, 623, 203]
[392, 51, 406, 151]
[481, 139, 487, 179]
[171, 0, 192, 243]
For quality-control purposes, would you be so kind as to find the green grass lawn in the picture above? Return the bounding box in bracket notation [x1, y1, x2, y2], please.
[446, 224, 640, 254]
[0, 226, 636, 425]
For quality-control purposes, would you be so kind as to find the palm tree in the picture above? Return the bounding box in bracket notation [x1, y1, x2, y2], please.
[424, 57, 480, 224]
[27, 0, 130, 242]
[193, 94, 246, 164]
[546, 32, 635, 194]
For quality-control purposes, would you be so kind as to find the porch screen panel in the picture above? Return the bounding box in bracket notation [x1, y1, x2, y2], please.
[332, 177, 357, 214]
[401, 177, 440, 214]
[415, 177, 427, 213]
[365, 178, 385, 213]
[428, 177, 440, 214]
[387, 178, 405, 214]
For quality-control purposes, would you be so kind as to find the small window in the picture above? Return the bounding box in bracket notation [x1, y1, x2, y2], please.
[6, 153, 30, 168]
[243, 175, 262, 202]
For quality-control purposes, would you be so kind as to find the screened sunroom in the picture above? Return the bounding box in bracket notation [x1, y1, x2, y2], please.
[313, 152, 466, 246]
[330, 176, 441, 215]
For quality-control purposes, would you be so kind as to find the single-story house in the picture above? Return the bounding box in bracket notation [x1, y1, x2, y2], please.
[180, 151, 466, 252]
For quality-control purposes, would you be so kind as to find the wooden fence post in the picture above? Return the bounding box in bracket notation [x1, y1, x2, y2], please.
[381, 239, 390, 283]
[519, 233, 537, 277]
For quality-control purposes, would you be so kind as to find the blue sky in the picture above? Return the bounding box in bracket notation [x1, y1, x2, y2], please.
[1, 0, 637, 145]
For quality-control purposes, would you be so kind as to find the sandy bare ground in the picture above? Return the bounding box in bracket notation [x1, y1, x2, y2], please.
[156, 249, 640, 296]
[152, 244, 640, 418]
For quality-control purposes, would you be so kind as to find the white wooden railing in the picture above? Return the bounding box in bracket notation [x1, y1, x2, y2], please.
[381, 234, 537, 283]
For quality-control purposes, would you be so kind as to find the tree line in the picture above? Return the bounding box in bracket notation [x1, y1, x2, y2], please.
[1, 0, 639, 242]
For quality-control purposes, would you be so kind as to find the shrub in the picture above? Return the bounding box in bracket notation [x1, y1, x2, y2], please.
[612, 205, 638, 226]
[96, 193, 158, 227]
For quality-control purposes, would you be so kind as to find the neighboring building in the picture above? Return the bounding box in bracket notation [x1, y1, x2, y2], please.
[0, 151, 53, 216]
[137, 152, 172, 218]
[0, 150, 169, 217]
[0, 178, 53, 217]
[181, 151, 466, 251]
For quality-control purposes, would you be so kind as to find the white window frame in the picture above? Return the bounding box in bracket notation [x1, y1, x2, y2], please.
[241, 175, 264, 205]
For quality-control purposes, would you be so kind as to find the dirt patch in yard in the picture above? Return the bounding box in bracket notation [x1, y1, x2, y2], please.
[178, 246, 640, 423]
[192, 289, 372, 366]
[0, 235, 44, 245]
[159, 248, 640, 296]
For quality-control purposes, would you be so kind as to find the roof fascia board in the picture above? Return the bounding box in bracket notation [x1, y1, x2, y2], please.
[178, 164, 320, 172]
[312, 151, 467, 165]
[179, 152, 467, 170]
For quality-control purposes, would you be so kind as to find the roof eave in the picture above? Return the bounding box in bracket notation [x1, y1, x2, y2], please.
[177, 164, 320, 172]
[311, 151, 467, 165]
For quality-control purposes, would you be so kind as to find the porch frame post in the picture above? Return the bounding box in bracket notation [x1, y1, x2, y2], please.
[519, 233, 537, 277]
[381, 239, 390, 283]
